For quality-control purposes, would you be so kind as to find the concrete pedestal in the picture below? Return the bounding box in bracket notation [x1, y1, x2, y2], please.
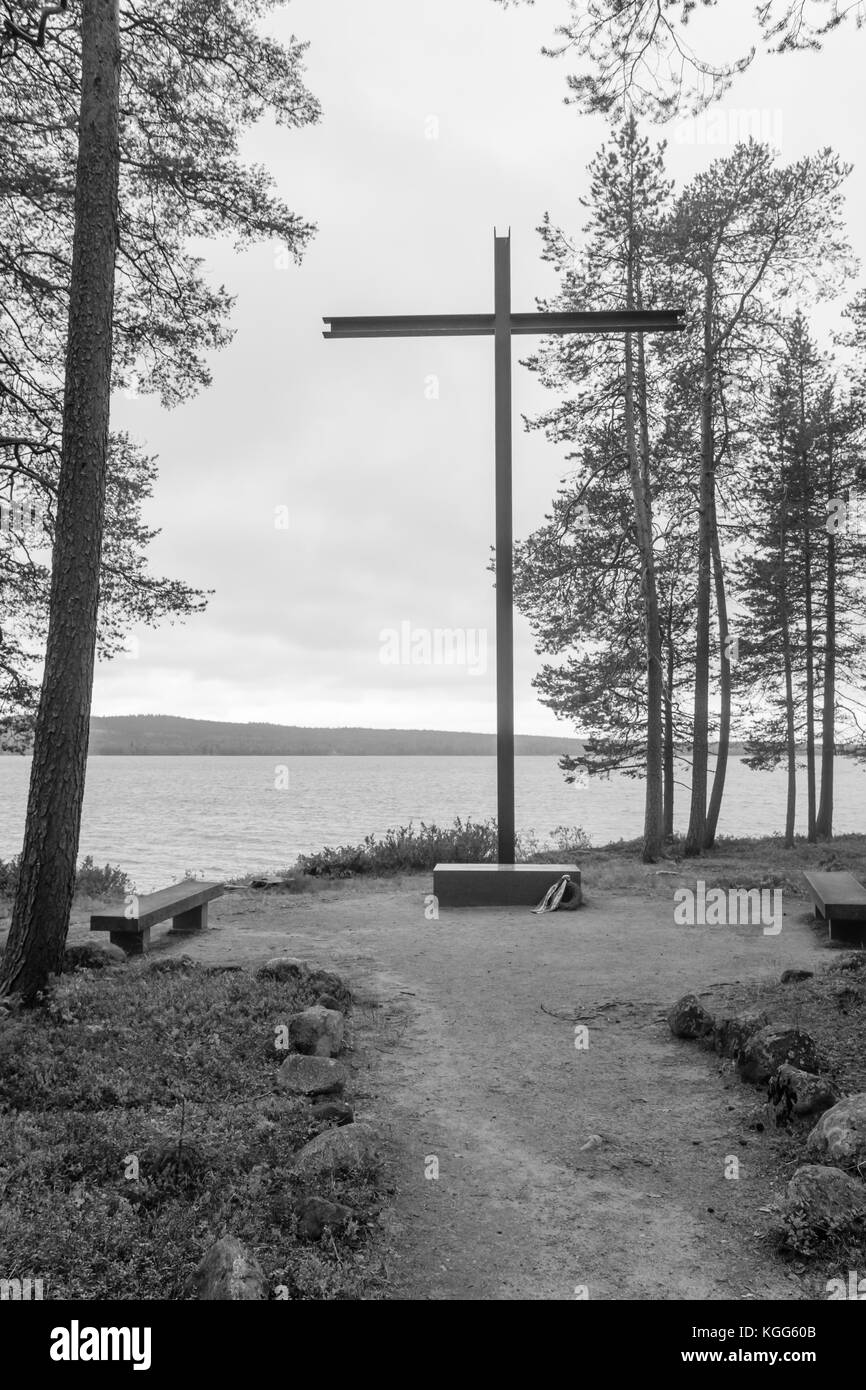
[433, 862, 581, 908]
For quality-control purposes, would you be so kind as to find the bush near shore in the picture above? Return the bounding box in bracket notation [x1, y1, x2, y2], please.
[0, 855, 131, 901]
[293, 817, 592, 878]
[283, 821, 866, 888]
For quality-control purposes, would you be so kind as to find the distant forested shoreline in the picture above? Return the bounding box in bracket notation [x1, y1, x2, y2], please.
[1, 714, 846, 758]
[2, 715, 818, 757]
[85, 716, 584, 756]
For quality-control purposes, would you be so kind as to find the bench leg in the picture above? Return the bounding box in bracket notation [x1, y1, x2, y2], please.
[170, 903, 207, 934]
[828, 917, 866, 946]
[109, 928, 150, 957]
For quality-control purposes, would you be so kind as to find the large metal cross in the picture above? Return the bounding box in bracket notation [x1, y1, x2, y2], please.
[324, 231, 683, 865]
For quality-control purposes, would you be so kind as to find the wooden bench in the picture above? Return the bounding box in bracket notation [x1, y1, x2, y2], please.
[802, 870, 866, 945]
[91, 878, 224, 956]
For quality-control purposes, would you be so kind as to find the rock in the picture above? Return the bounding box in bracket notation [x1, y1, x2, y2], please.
[768, 1064, 838, 1124]
[580, 1134, 603, 1151]
[713, 1009, 769, 1058]
[290, 1122, 381, 1180]
[277, 1054, 348, 1097]
[62, 941, 127, 970]
[805, 1094, 866, 1170]
[315, 992, 346, 1014]
[783, 1165, 866, 1238]
[737, 1025, 819, 1084]
[288, 1005, 344, 1058]
[667, 993, 715, 1040]
[193, 1236, 267, 1300]
[780, 968, 813, 984]
[310, 1099, 355, 1126]
[306, 969, 352, 1006]
[295, 1196, 353, 1242]
[256, 956, 309, 984]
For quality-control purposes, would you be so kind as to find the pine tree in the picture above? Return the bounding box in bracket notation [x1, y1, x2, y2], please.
[517, 118, 677, 860]
[735, 314, 866, 842]
[0, 0, 319, 1002]
[664, 141, 853, 854]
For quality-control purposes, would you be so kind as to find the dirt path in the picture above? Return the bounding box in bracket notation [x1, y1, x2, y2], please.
[98, 876, 828, 1302]
[56, 877, 826, 1300]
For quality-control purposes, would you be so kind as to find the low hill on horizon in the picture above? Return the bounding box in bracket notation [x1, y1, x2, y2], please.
[88, 715, 586, 756]
[2, 714, 822, 758]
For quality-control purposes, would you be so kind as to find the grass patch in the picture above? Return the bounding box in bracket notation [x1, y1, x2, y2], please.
[0, 964, 391, 1300]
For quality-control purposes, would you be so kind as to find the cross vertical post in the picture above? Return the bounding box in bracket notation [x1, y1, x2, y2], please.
[494, 232, 515, 865]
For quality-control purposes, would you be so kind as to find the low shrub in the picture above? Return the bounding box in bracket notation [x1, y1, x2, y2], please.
[295, 816, 499, 877]
[0, 854, 131, 901]
[0, 855, 17, 896]
[73, 856, 132, 900]
[294, 817, 593, 878]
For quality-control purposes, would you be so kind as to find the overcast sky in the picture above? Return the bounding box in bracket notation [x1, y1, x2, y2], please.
[97, 0, 866, 735]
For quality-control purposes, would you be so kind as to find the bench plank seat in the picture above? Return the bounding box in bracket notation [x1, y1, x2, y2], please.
[91, 878, 224, 955]
[802, 870, 866, 945]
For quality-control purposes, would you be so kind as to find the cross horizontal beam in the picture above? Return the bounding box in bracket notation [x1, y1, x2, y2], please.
[322, 309, 685, 339]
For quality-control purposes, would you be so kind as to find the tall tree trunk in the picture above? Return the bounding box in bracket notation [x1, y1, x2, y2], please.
[623, 210, 662, 862]
[796, 355, 817, 841]
[782, 620, 798, 848]
[803, 498, 818, 842]
[685, 277, 714, 856]
[663, 602, 675, 841]
[636, 331, 665, 824]
[704, 499, 729, 847]
[624, 332, 663, 860]
[816, 423, 836, 839]
[779, 486, 797, 848]
[0, 0, 120, 1003]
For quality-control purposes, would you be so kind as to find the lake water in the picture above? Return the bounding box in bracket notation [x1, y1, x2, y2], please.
[0, 754, 863, 893]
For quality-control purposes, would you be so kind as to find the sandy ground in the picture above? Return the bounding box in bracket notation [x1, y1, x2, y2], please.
[42, 874, 835, 1301]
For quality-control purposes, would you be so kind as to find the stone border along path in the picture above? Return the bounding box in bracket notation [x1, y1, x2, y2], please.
[60, 878, 833, 1299]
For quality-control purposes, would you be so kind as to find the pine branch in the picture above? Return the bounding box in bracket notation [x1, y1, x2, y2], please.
[2, 0, 68, 54]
